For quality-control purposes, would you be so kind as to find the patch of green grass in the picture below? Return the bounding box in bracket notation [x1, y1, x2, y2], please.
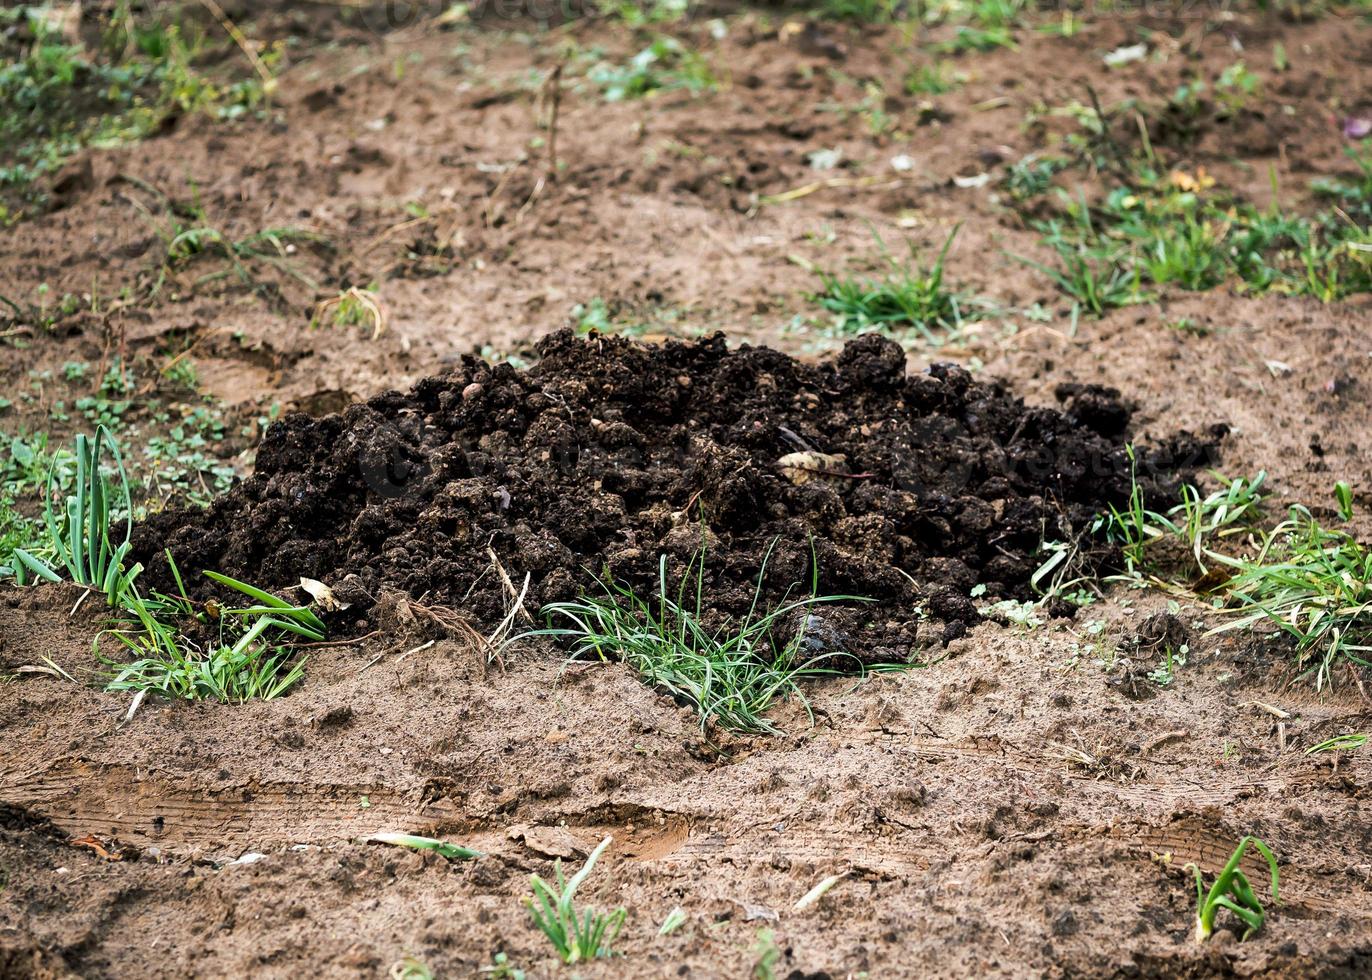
[905, 59, 965, 96]
[1016, 201, 1144, 317]
[531, 543, 871, 736]
[2, 426, 322, 703]
[1186, 836, 1279, 943]
[101, 560, 322, 703]
[1022, 174, 1371, 312]
[811, 226, 982, 340]
[1208, 503, 1372, 690]
[526, 836, 626, 965]
[0, 5, 278, 221]
[934, 25, 1017, 54]
[590, 37, 715, 102]
[1093, 455, 1370, 691]
[815, 0, 905, 21]
[1092, 447, 1267, 579]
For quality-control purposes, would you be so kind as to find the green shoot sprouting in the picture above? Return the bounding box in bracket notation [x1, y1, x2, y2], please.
[1186, 836, 1279, 943]
[526, 836, 626, 964]
[1335, 481, 1355, 521]
[658, 906, 687, 935]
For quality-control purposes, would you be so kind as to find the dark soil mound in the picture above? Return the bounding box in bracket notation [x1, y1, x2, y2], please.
[132, 331, 1221, 657]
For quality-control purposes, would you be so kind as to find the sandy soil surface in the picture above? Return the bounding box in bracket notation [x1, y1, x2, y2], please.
[2, 2, 1371, 977]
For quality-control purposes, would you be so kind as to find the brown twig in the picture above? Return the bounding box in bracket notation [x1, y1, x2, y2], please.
[545, 63, 563, 182]
[1085, 83, 1132, 183]
[196, 0, 277, 96]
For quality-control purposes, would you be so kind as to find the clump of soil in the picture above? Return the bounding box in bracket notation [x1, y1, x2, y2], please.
[132, 331, 1220, 655]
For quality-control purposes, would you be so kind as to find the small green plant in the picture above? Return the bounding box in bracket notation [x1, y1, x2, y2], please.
[1186, 836, 1279, 943]
[1003, 154, 1066, 200]
[312, 285, 386, 339]
[526, 836, 626, 965]
[1208, 504, 1372, 690]
[604, 0, 690, 25]
[905, 60, 964, 96]
[102, 560, 325, 703]
[812, 226, 980, 340]
[1335, 481, 1355, 521]
[1147, 641, 1188, 686]
[6, 426, 137, 600]
[934, 25, 1017, 55]
[658, 906, 687, 935]
[531, 543, 870, 735]
[590, 37, 714, 102]
[1215, 61, 1261, 112]
[752, 928, 782, 980]
[479, 953, 526, 979]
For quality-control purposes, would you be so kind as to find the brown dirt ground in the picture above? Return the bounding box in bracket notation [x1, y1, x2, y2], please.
[3, 2, 1372, 977]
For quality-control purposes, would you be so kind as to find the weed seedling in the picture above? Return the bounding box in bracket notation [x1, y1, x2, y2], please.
[1186, 836, 1279, 943]
[526, 836, 626, 964]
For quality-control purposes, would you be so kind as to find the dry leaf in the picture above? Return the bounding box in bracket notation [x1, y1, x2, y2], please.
[300, 577, 350, 612]
[1169, 167, 1215, 193]
[71, 835, 127, 861]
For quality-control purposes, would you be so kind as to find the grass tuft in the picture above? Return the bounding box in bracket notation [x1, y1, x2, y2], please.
[2, 427, 322, 703]
[1208, 506, 1372, 690]
[530, 543, 870, 735]
[812, 226, 980, 340]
